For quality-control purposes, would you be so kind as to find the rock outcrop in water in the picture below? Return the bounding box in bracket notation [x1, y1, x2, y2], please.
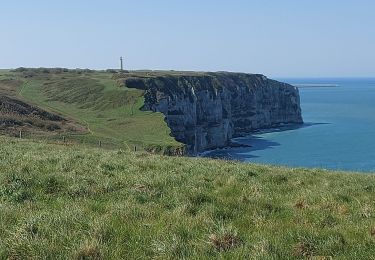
[122, 72, 303, 154]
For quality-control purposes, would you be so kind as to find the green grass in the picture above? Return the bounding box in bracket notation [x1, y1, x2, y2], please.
[1, 136, 375, 259]
[0, 69, 181, 152]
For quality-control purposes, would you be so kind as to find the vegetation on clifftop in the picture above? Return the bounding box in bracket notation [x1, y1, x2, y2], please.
[0, 68, 183, 153]
[116, 70, 268, 94]
[0, 136, 375, 259]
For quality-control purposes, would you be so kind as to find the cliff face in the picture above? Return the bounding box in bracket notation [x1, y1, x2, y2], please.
[123, 72, 303, 154]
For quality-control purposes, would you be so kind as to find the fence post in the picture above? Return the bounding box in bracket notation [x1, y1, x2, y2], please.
[134, 146, 137, 152]
[99, 140, 102, 147]
[62, 136, 66, 143]
[19, 130, 22, 139]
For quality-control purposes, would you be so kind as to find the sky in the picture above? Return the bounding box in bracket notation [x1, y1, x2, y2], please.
[1, 0, 375, 77]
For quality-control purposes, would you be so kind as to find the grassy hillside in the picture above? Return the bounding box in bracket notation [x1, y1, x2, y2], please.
[0, 73, 84, 138]
[0, 68, 182, 152]
[1, 136, 375, 259]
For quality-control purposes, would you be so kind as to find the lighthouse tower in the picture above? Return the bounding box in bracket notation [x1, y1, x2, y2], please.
[120, 56, 124, 71]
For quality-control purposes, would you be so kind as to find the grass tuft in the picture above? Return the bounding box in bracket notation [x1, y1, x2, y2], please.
[75, 240, 103, 260]
[293, 236, 317, 257]
[370, 227, 375, 237]
[208, 224, 242, 252]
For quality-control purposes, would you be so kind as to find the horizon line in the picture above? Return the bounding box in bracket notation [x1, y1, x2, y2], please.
[0, 67, 374, 79]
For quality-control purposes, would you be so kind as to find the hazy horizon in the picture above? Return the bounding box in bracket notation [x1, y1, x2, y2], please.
[2, 0, 375, 78]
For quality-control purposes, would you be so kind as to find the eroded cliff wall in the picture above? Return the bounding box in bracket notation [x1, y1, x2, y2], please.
[122, 72, 303, 154]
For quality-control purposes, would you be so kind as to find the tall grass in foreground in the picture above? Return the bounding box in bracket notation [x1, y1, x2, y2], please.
[0, 136, 375, 259]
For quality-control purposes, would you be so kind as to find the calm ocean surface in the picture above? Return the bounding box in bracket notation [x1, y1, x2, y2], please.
[205, 78, 375, 173]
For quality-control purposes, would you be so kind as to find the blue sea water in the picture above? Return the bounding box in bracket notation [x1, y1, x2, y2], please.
[205, 78, 375, 173]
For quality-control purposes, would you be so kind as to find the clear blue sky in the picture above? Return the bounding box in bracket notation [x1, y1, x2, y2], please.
[1, 0, 375, 77]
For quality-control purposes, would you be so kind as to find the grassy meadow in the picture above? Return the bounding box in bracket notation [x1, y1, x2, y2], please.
[0, 136, 375, 259]
[0, 68, 181, 152]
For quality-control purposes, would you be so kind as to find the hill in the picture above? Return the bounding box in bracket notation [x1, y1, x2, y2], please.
[0, 76, 84, 138]
[0, 136, 374, 259]
[0, 68, 182, 153]
[0, 68, 302, 154]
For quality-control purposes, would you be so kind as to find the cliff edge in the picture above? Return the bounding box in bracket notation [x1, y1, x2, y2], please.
[120, 71, 303, 154]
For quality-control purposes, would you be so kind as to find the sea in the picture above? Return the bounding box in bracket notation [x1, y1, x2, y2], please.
[204, 78, 375, 173]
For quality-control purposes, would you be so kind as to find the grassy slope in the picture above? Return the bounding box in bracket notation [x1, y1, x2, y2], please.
[1, 136, 375, 259]
[0, 69, 181, 150]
